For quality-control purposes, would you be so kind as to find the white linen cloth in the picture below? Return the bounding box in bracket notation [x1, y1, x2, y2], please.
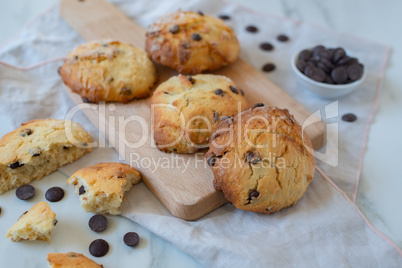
[0, 0, 400, 266]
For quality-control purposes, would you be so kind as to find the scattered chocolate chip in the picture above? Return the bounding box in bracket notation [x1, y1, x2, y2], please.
[260, 42, 274, 51]
[331, 67, 348, 84]
[121, 87, 132, 96]
[82, 97, 91, 103]
[198, 11, 204, 16]
[246, 25, 258, 33]
[218, 14, 230, 20]
[191, 33, 202, 41]
[20, 129, 32, 137]
[277, 34, 289, 42]
[9, 161, 24, 169]
[187, 76, 195, 84]
[240, 89, 245, 96]
[215, 89, 225, 96]
[249, 190, 259, 199]
[252, 103, 265, 108]
[229, 86, 239, 94]
[262, 63, 276, 72]
[30, 148, 42, 157]
[89, 239, 109, 257]
[246, 152, 261, 164]
[342, 113, 357, 122]
[169, 25, 179, 34]
[124, 232, 140, 247]
[16, 185, 35, 200]
[347, 64, 364, 81]
[207, 155, 216, 167]
[45, 187, 65, 202]
[89, 215, 108, 232]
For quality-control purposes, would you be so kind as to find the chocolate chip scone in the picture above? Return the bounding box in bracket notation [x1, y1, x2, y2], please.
[146, 11, 240, 74]
[47, 252, 103, 268]
[0, 119, 91, 194]
[151, 74, 249, 153]
[67, 162, 141, 215]
[6, 201, 57, 242]
[59, 40, 157, 103]
[206, 104, 315, 214]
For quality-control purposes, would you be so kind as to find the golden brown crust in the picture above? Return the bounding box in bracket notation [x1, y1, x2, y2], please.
[150, 74, 249, 153]
[47, 252, 103, 267]
[206, 105, 315, 214]
[145, 11, 240, 74]
[59, 40, 157, 103]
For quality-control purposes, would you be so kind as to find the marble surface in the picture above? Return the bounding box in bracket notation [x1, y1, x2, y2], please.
[0, 0, 401, 266]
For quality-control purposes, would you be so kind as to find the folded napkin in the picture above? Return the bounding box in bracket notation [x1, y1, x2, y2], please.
[0, 0, 400, 266]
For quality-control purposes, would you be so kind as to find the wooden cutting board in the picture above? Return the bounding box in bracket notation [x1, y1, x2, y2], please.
[60, 0, 325, 220]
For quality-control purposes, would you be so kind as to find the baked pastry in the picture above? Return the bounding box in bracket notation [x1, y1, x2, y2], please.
[47, 252, 103, 268]
[59, 40, 157, 103]
[206, 104, 315, 214]
[67, 162, 141, 215]
[0, 119, 91, 194]
[6, 201, 57, 242]
[145, 11, 240, 74]
[151, 74, 249, 153]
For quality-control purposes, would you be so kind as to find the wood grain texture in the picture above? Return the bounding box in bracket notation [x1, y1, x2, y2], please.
[60, 0, 326, 220]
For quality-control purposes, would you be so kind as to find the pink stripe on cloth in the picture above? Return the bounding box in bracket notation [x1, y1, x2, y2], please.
[0, 57, 65, 71]
[316, 166, 402, 257]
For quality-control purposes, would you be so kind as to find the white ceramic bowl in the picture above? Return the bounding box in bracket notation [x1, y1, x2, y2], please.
[290, 48, 366, 99]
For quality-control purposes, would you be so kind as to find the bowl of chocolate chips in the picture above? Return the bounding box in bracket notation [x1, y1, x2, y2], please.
[291, 45, 365, 99]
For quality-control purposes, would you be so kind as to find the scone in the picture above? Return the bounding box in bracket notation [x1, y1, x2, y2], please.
[47, 252, 103, 268]
[205, 104, 315, 214]
[67, 162, 141, 215]
[6, 201, 57, 242]
[146, 11, 240, 74]
[59, 40, 157, 103]
[0, 119, 91, 194]
[151, 74, 249, 153]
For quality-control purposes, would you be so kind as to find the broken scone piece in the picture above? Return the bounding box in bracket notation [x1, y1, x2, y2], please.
[47, 252, 103, 268]
[6, 201, 57, 242]
[67, 162, 141, 215]
[0, 119, 91, 194]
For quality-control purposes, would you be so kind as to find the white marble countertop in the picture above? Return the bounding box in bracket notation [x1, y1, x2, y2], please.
[0, 0, 401, 267]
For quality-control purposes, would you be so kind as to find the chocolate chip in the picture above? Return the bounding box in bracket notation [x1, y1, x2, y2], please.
[323, 75, 334, 84]
[207, 155, 216, 167]
[296, 61, 307, 72]
[213, 111, 220, 122]
[9, 161, 24, 169]
[215, 89, 225, 96]
[102, 43, 108, 47]
[333, 48, 346, 63]
[337, 56, 353, 66]
[187, 76, 195, 84]
[21, 129, 32, 137]
[331, 67, 348, 84]
[342, 113, 357, 122]
[169, 25, 179, 34]
[249, 190, 259, 199]
[299, 49, 312, 61]
[16, 185, 35, 200]
[246, 152, 261, 164]
[260, 42, 274, 51]
[45, 187, 65, 202]
[53, 219, 58, 226]
[305, 67, 326, 82]
[63, 146, 70, 149]
[262, 63, 276, 72]
[110, 77, 114, 82]
[124, 232, 140, 247]
[277, 34, 289, 42]
[317, 62, 330, 74]
[220, 116, 231, 121]
[29, 148, 42, 157]
[82, 97, 91, 103]
[320, 58, 334, 70]
[79, 185, 86, 195]
[89, 215, 108, 232]
[347, 64, 364, 81]
[252, 103, 265, 108]
[74, 56, 79, 60]
[229, 86, 239, 94]
[18, 211, 28, 220]
[240, 89, 245, 96]
[246, 25, 258, 33]
[89, 239, 109, 257]
[191, 33, 202, 41]
[198, 11, 204, 16]
[121, 87, 132, 96]
[83, 142, 88, 147]
[218, 14, 230, 20]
